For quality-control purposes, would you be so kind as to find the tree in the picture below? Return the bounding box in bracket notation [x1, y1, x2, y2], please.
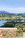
[2, 21, 15, 27]
[17, 19, 22, 22]
[19, 26, 23, 31]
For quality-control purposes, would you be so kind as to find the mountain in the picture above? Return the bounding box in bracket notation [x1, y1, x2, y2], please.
[0, 11, 16, 15]
[0, 11, 25, 16]
[17, 13, 25, 16]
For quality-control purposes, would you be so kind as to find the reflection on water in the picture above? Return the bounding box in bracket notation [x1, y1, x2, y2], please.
[0, 20, 25, 26]
[0, 20, 7, 26]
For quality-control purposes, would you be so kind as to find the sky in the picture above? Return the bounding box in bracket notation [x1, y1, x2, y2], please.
[0, 0, 25, 26]
[0, 0, 25, 13]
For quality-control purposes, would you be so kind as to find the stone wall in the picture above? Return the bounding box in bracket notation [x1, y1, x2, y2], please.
[0, 28, 17, 38]
[0, 28, 23, 38]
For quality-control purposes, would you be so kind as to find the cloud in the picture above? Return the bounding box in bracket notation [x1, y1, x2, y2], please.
[7, 7, 25, 13]
[0, 7, 25, 13]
